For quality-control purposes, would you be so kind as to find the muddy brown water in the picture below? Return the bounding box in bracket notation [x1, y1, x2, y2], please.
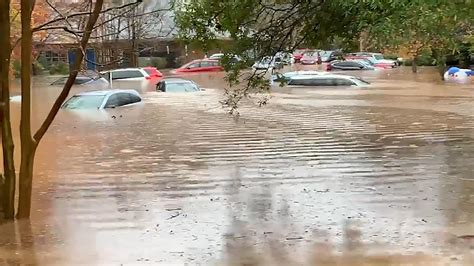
[1, 66, 473, 265]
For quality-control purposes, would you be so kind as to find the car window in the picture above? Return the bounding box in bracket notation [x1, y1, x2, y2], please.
[129, 94, 142, 103]
[200, 61, 212, 67]
[374, 54, 384, 60]
[62, 95, 105, 109]
[117, 93, 133, 106]
[111, 70, 144, 80]
[105, 93, 138, 108]
[186, 62, 201, 68]
[334, 62, 352, 67]
[105, 94, 120, 108]
[156, 81, 165, 92]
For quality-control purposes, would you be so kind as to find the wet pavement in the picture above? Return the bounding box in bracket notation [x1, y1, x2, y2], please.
[1, 66, 474, 265]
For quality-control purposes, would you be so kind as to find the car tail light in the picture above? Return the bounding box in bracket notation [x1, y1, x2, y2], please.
[326, 64, 332, 71]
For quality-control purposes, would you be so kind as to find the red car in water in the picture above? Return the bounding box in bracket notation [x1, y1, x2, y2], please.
[172, 59, 224, 74]
[142, 67, 163, 78]
[292, 49, 308, 63]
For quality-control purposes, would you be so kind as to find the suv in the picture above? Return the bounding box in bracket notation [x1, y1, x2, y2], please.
[327, 60, 375, 71]
[100, 68, 151, 85]
[286, 74, 370, 87]
[345, 53, 397, 68]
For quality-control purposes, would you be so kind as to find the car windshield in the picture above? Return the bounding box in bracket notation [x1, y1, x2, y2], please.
[166, 83, 199, 92]
[374, 54, 384, 60]
[304, 51, 317, 56]
[62, 95, 105, 109]
[320, 51, 332, 57]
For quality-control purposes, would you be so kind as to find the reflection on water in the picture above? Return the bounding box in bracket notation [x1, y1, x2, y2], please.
[1, 66, 473, 264]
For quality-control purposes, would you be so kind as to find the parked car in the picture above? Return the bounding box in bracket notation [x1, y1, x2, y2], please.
[156, 78, 201, 93]
[51, 75, 109, 86]
[142, 67, 163, 78]
[345, 53, 397, 68]
[292, 49, 308, 63]
[319, 50, 342, 62]
[252, 56, 284, 70]
[272, 70, 328, 82]
[208, 53, 225, 60]
[300, 50, 321, 65]
[285, 74, 370, 87]
[62, 89, 142, 110]
[100, 68, 152, 89]
[172, 59, 224, 74]
[275, 52, 295, 65]
[208, 53, 242, 64]
[327, 60, 375, 71]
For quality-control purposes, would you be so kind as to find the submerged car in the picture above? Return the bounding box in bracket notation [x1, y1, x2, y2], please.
[172, 59, 224, 74]
[345, 53, 397, 68]
[101, 68, 152, 81]
[272, 70, 328, 82]
[252, 56, 284, 70]
[327, 60, 375, 71]
[51, 75, 109, 86]
[319, 50, 342, 62]
[156, 78, 201, 93]
[292, 49, 308, 63]
[62, 89, 142, 110]
[285, 74, 370, 87]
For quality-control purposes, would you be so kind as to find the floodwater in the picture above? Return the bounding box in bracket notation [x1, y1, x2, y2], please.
[1, 66, 474, 265]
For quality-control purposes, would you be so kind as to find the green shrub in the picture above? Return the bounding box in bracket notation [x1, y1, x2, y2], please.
[384, 54, 399, 60]
[12, 60, 21, 78]
[403, 59, 413, 66]
[32, 60, 45, 75]
[49, 61, 69, 75]
[150, 57, 167, 69]
[417, 52, 436, 66]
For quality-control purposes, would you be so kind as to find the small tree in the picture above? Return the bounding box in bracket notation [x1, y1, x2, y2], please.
[367, 0, 473, 75]
[1, 0, 145, 219]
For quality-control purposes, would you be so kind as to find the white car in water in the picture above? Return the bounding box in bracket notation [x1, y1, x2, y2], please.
[285, 74, 370, 87]
[62, 89, 142, 110]
[100, 68, 152, 88]
[272, 70, 328, 81]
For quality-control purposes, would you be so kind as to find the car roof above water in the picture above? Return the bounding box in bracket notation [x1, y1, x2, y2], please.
[161, 78, 194, 83]
[76, 89, 139, 96]
[289, 73, 356, 79]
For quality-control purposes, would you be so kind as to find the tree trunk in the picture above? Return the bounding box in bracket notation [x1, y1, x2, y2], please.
[17, 0, 36, 219]
[432, 49, 446, 80]
[411, 55, 418, 73]
[17, 0, 105, 218]
[0, 0, 17, 220]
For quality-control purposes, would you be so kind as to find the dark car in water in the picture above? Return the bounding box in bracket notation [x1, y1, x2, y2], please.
[327, 60, 375, 71]
[156, 78, 201, 93]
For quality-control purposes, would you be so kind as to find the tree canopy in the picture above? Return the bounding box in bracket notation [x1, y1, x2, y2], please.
[176, 0, 473, 104]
